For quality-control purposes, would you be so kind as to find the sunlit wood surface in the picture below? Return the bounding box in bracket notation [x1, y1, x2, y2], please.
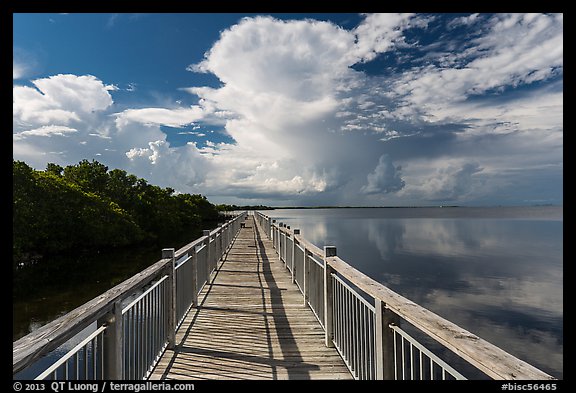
[150, 216, 352, 380]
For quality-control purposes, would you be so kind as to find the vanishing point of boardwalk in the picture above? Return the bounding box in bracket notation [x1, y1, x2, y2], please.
[14, 212, 554, 380]
[149, 216, 352, 380]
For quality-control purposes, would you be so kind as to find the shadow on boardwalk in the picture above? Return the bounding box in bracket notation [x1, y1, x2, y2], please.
[150, 217, 352, 380]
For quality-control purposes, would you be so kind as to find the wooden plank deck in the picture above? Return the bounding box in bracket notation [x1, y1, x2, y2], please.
[149, 215, 352, 380]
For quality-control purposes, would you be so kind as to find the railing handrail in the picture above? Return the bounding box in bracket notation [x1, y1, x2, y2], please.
[273, 222, 324, 258]
[254, 210, 555, 380]
[325, 255, 553, 380]
[13, 212, 246, 375]
[173, 220, 231, 261]
[294, 234, 324, 258]
[12, 256, 171, 374]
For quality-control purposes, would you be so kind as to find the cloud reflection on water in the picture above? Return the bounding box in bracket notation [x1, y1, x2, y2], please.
[268, 207, 562, 378]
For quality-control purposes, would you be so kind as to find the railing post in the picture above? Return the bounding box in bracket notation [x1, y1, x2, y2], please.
[278, 223, 283, 261]
[203, 230, 212, 273]
[190, 247, 198, 307]
[324, 246, 337, 347]
[220, 226, 224, 259]
[292, 229, 300, 284]
[163, 248, 176, 350]
[285, 225, 290, 267]
[267, 217, 271, 238]
[102, 301, 123, 379]
[375, 299, 399, 379]
[224, 223, 229, 251]
[303, 246, 309, 307]
[272, 220, 277, 250]
[229, 221, 232, 245]
[217, 226, 223, 262]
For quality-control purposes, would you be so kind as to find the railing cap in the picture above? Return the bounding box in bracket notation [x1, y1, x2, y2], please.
[13, 213, 245, 375]
[324, 246, 337, 257]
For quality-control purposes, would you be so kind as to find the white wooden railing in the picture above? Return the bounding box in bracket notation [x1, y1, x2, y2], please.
[254, 211, 555, 380]
[13, 212, 247, 380]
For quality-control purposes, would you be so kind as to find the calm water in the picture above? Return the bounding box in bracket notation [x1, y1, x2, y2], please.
[264, 206, 563, 379]
[13, 223, 217, 342]
[13, 226, 211, 379]
[13, 246, 161, 342]
[14, 207, 562, 379]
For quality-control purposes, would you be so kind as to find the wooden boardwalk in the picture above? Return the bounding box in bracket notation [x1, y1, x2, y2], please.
[150, 216, 352, 380]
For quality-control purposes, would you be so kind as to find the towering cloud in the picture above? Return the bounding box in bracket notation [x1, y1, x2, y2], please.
[13, 14, 563, 206]
[361, 155, 405, 195]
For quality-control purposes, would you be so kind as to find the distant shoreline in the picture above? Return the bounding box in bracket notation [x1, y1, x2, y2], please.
[270, 205, 460, 209]
[266, 204, 561, 210]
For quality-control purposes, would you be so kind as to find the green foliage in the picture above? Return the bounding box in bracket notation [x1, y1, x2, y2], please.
[216, 203, 273, 211]
[63, 159, 110, 195]
[13, 159, 220, 268]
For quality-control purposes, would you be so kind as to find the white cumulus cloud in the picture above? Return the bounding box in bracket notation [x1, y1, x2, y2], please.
[361, 154, 405, 195]
[12, 14, 563, 206]
[13, 74, 114, 128]
[13, 125, 78, 140]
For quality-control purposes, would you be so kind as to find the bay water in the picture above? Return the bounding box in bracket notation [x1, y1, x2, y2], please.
[14, 206, 562, 379]
[263, 206, 563, 378]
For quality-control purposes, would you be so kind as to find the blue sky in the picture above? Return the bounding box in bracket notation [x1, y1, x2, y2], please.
[13, 13, 563, 206]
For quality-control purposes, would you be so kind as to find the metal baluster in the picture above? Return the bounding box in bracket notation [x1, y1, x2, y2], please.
[152, 287, 157, 375]
[356, 293, 360, 377]
[366, 309, 371, 379]
[133, 305, 138, 380]
[371, 311, 375, 379]
[341, 279, 346, 353]
[361, 303, 366, 380]
[337, 279, 342, 356]
[410, 342, 414, 380]
[351, 289, 355, 374]
[129, 307, 133, 380]
[402, 335, 407, 380]
[148, 291, 153, 376]
[393, 331, 397, 380]
[158, 284, 162, 357]
[134, 303, 139, 379]
[363, 303, 368, 379]
[361, 304, 366, 379]
[142, 295, 148, 377]
[100, 330, 104, 380]
[351, 292, 356, 377]
[346, 284, 351, 365]
[90, 337, 95, 379]
[132, 305, 140, 379]
[420, 348, 423, 379]
[142, 298, 147, 378]
[131, 307, 136, 380]
[353, 295, 358, 378]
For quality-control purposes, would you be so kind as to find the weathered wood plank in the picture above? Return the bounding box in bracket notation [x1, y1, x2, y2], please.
[150, 216, 352, 380]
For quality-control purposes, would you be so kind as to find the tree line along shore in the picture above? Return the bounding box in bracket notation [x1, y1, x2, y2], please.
[13, 159, 242, 271]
